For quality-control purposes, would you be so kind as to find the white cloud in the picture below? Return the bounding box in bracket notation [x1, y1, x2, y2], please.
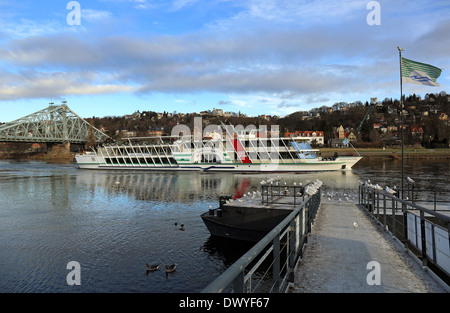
[170, 0, 200, 11]
[0, 70, 136, 100]
[0, 18, 64, 38]
[0, 0, 448, 112]
[81, 9, 113, 21]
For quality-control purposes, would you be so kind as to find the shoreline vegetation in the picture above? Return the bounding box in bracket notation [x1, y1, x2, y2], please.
[0, 146, 449, 162]
[321, 147, 450, 159]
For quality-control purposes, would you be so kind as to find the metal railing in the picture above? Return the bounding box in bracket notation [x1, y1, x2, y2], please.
[402, 185, 448, 211]
[359, 185, 450, 282]
[202, 187, 321, 293]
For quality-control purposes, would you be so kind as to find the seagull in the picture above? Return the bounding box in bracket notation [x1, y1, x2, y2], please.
[353, 221, 358, 228]
[385, 186, 396, 194]
[305, 185, 318, 195]
[407, 177, 415, 183]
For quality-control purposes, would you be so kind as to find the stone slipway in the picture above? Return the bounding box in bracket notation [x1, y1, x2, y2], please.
[290, 200, 447, 293]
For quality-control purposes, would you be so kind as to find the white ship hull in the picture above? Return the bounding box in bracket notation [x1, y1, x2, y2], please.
[75, 154, 361, 172]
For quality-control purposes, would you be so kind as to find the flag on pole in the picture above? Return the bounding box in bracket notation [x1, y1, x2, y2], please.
[401, 57, 442, 86]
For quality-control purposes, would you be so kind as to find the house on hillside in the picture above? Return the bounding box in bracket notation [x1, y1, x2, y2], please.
[331, 125, 355, 147]
[347, 132, 357, 142]
[338, 125, 345, 139]
[148, 126, 163, 137]
[212, 108, 223, 116]
[409, 125, 423, 139]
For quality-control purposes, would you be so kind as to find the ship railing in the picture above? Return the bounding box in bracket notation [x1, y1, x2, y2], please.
[201, 189, 321, 293]
[359, 185, 450, 283]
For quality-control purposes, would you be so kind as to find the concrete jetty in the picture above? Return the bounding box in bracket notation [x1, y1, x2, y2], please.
[290, 200, 447, 293]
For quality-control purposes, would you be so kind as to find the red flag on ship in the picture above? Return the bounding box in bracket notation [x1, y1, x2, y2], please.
[232, 139, 251, 163]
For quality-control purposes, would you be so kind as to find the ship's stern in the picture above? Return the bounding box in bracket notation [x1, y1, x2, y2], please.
[75, 152, 102, 169]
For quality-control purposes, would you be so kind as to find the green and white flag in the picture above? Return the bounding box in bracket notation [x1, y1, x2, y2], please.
[401, 57, 442, 87]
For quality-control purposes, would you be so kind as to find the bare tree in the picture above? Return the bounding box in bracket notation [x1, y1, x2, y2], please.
[85, 122, 96, 150]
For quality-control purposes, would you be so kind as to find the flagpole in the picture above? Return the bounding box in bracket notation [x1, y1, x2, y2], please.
[398, 46, 404, 200]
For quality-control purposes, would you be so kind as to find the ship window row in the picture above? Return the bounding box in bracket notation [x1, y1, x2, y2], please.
[104, 157, 176, 165]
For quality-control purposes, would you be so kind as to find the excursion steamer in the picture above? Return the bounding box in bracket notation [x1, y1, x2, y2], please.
[75, 129, 362, 173]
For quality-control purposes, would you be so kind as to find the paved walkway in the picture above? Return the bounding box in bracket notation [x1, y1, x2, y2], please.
[290, 200, 447, 293]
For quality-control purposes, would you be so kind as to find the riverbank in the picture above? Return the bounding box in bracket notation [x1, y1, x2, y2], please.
[320, 147, 450, 160]
[0, 142, 75, 161]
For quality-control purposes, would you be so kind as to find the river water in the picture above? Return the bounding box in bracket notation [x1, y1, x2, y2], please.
[0, 158, 448, 292]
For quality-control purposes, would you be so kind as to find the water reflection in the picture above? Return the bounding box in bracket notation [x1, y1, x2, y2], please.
[76, 171, 240, 202]
[74, 169, 364, 203]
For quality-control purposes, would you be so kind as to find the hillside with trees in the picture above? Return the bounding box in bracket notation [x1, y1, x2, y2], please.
[86, 92, 450, 148]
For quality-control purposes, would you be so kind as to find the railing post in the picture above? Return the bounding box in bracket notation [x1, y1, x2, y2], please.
[434, 191, 437, 211]
[299, 208, 304, 257]
[383, 194, 387, 228]
[272, 235, 280, 293]
[358, 185, 361, 204]
[306, 201, 311, 234]
[402, 203, 408, 245]
[392, 197, 396, 236]
[376, 191, 380, 220]
[431, 224, 436, 263]
[288, 219, 296, 283]
[420, 210, 428, 267]
[232, 271, 244, 293]
[361, 186, 366, 207]
[371, 189, 375, 213]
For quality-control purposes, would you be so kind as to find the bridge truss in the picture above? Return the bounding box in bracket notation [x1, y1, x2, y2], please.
[0, 103, 110, 144]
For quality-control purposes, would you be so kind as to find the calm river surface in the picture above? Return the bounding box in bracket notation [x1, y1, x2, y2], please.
[0, 158, 448, 292]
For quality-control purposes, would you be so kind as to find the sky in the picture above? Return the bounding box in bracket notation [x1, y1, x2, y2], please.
[0, 0, 449, 122]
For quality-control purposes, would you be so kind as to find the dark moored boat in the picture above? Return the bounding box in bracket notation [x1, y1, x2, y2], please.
[201, 196, 293, 242]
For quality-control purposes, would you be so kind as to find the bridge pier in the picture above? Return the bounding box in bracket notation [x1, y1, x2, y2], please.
[45, 142, 74, 161]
